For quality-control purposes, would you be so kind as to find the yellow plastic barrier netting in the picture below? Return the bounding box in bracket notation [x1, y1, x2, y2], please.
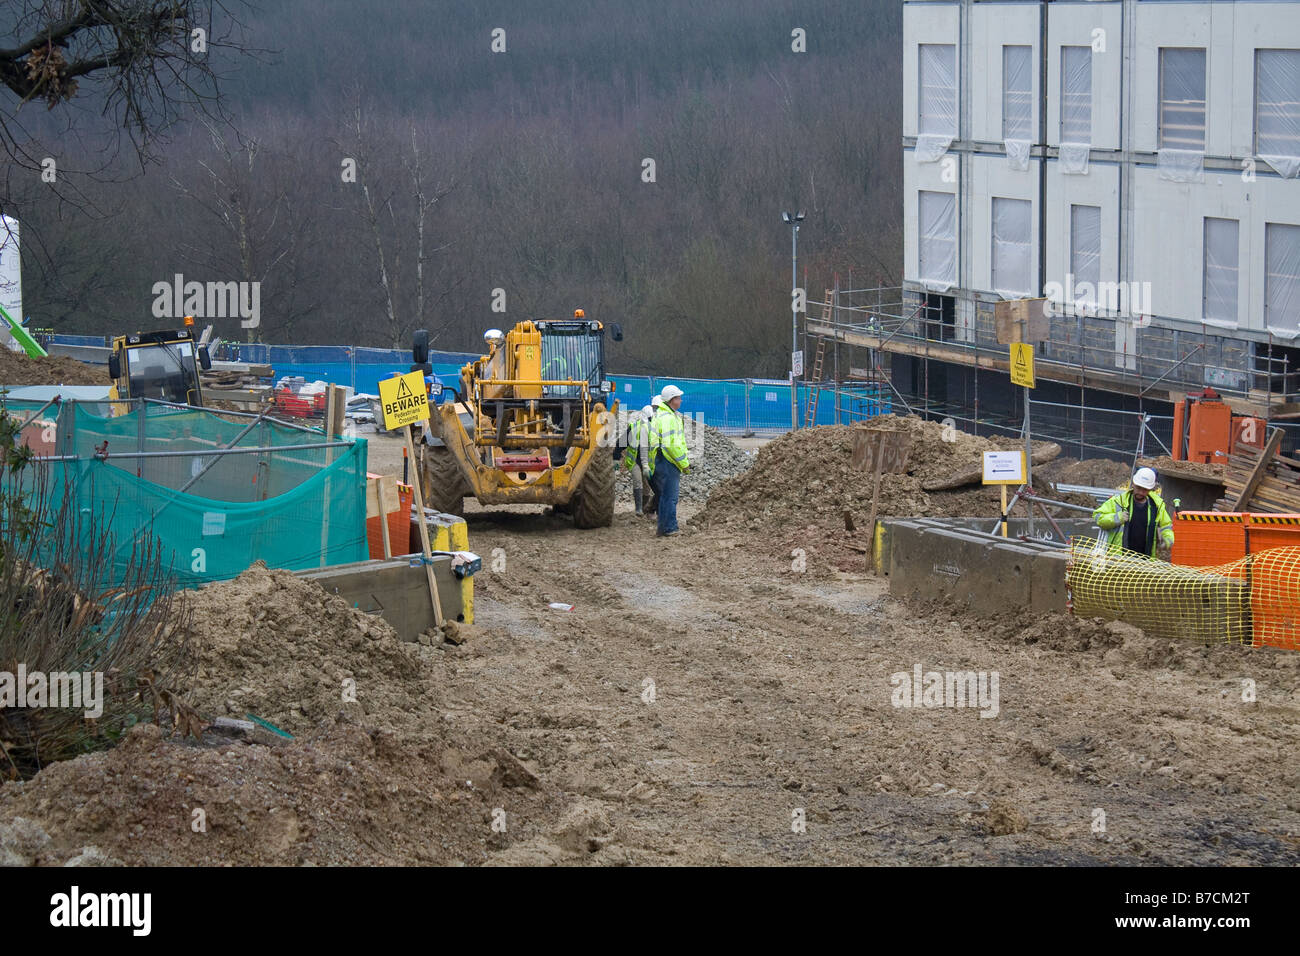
[1066, 536, 1300, 650]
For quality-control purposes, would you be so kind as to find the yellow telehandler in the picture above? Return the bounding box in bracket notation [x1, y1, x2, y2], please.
[412, 311, 623, 527]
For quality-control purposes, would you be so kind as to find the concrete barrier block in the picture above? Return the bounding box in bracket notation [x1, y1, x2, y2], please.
[890, 525, 1036, 615]
[1029, 550, 1070, 614]
[299, 555, 466, 642]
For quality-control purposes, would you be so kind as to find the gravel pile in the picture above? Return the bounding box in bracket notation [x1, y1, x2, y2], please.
[615, 419, 755, 502]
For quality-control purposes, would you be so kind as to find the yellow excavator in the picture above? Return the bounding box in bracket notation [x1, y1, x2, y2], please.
[106, 319, 212, 409]
[412, 311, 622, 527]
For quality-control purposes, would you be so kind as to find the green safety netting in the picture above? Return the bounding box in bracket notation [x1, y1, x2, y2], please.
[5, 400, 368, 589]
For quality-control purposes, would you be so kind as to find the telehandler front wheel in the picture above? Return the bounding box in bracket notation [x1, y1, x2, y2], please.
[572, 448, 615, 529]
[418, 444, 470, 518]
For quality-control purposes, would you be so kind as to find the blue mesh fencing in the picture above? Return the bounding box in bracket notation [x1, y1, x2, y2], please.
[44, 336, 890, 434]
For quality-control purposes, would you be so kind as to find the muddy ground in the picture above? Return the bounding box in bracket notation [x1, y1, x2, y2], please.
[3, 489, 1298, 865]
[2, 422, 1297, 866]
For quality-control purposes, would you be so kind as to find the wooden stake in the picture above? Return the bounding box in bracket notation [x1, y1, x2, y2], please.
[404, 425, 444, 628]
[373, 475, 393, 559]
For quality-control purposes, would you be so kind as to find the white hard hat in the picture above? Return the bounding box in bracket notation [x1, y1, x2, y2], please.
[651, 394, 663, 406]
[660, 384, 684, 401]
[1132, 467, 1157, 490]
[641, 405, 654, 417]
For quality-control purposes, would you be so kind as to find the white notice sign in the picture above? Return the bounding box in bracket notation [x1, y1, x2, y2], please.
[202, 511, 227, 536]
[982, 450, 1026, 485]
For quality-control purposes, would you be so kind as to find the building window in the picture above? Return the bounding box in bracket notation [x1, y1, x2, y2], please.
[1265, 222, 1300, 336]
[1070, 204, 1101, 304]
[1256, 50, 1300, 158]
[1202, 218, 1239, 325]
[1003, 46, 1033, 140]
[919, 44, 957, 137]
[1060, 47, 1092, 144]
[1159, 48, 1207, 150]
[992, 198, 1033, 296]
[919, 191, 957, 285]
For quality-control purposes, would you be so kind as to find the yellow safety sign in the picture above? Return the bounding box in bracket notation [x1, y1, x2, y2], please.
[1010, 342, 1035, 389]
[379, 369, 431, 430]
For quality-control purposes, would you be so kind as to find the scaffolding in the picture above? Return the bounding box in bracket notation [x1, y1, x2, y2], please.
[801, 282, 1300, 458]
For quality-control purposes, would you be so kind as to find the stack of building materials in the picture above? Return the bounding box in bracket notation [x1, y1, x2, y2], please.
[1214, 433, 1300, 513]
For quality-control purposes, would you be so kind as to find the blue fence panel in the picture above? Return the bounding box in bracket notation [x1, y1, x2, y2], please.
[208, 341, 891, 434]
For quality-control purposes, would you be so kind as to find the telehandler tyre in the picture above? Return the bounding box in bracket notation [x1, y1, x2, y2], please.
[572, 448, 615, 528]
[418, 444, 470, 517]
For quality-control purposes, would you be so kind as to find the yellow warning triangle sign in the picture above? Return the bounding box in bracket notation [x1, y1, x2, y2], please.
[1010, 342, 1035, 388]
[395, 377, 414, 399]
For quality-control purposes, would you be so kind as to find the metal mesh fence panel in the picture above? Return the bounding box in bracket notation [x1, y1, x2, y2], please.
[9, 400, 368, 590]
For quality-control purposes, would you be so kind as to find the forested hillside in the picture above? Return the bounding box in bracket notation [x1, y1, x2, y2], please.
[8, 0, 902, 377]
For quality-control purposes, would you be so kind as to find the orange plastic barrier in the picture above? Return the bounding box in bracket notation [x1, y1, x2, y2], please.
[1172, 511, 1247, 566]
[1248, 546, 1300, 651]
[1246, 514, 1300, 556]
[366, 478, 413, 559]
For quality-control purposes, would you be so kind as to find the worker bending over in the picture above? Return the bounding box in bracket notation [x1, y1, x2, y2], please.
[1093, 467, 1175, 559]
[648, 384, 689, 537]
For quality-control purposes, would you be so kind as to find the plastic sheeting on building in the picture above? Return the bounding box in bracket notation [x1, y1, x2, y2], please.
[914, 134, 953, 163]
[1256, 49, 1300, 178]
[1266, 222, 1300, 339]
[1060, 143, 1091, 175]
[1060, 46, 1092, 145]
[1202, 217, 1240, 328]
[1002, 45, 1033, 140]
[992, 198, 1034, 297]
[1004, 138, 1031, 171]
[918, 190, 957, 289]
[1159, 47, 1206, 151]
[1157, 147, 1205, 183]
[1070, 204, 1102, 303]
[919, 43, 957, 137]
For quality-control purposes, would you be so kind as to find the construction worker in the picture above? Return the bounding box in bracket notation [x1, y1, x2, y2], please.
[622, 405, 657, 515]
[648, 384, 689, 537]
[1094, 467, 1175, 559]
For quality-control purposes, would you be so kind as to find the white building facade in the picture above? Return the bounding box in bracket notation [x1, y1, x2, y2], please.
[902, 0, 1300, 400]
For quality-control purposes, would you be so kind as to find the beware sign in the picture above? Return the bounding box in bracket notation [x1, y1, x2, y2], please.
[379, 370, 431, 430]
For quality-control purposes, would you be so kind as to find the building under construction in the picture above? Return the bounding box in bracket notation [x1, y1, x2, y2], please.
[805, 0, 1300, 459]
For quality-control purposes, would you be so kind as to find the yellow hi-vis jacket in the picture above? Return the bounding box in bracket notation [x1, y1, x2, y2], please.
[648, 405, 689, 476]
[1093, 488, 1174, 558]
[622, 417, 646, 470]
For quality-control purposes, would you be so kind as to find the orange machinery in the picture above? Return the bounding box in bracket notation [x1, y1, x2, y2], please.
[1171, 387, 1265, 464]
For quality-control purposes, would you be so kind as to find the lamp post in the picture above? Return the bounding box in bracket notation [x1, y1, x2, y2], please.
[782, 211, 804, 429]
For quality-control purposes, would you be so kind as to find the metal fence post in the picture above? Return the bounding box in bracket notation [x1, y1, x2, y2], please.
[744, 379, 752, 436]
[350, 347, 357, 394]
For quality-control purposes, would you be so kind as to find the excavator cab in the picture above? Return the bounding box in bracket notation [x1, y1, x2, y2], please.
[107, 325, 212, 409]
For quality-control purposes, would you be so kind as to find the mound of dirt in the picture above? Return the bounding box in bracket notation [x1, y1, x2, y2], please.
[1039, 457, 1133, 490]
[0, 348, 107, 386]
[697, 417, 1057, 529]
[180, 562, 436, 735]
[615, 421, 754, 503]
[1140, 455, 1226, 479]
[0, 563, 564, 865]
